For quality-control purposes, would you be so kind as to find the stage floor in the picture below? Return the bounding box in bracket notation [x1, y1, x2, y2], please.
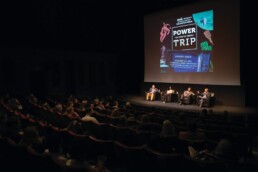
[125, 96, 258, 115]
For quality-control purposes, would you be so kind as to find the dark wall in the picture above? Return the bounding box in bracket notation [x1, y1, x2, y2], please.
[0, 48, 118, 98]
[240, 1, 258, 107]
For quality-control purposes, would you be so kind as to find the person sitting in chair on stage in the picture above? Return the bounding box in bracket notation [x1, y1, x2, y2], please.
[198, 88, 211, 107]
[146, 84, 159, 101]
[180, 87, 195, 105]
[166, 86, 174, 94]
[162, 86, 174, 103]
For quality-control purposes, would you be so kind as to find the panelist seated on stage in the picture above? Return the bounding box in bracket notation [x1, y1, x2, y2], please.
[161, 86, 174, 103]
[146, 85, 160, 101]
[197, 88, 215, 107]
[180, 87, 195, 105]
[161, 86, 178, 103]
[166, 86, 174, 94]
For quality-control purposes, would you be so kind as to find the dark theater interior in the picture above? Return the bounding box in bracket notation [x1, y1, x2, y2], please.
[1, 0, 258, 171]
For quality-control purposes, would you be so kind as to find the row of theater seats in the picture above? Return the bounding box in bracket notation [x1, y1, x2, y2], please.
[146, 92, 215, 107]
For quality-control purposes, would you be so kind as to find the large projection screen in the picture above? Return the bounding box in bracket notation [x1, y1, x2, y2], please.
[144, 0, 240, 85]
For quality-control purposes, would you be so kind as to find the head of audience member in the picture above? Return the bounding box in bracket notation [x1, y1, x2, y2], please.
[89, 103, 95, 111]
[95, 155, 108, 172]
[66, 106, 74, 114]
[125, 101, 132, 109]
[67, 101, 74, 108]
[141, 114, 151, 123]
[8, 98, 23, 111]
[111, 109, 120, 117]
[73, 98, 79, 104]
[161, 120, 175, 137]
[53, 104, 63, 114]
[94, 98, 100, 106]
[65, 106, 80, 118]
[104, 101, 110, 107]
[214, 139, 233, 159]
[81, 99, 88, 105]
[113, 101, 119, 109]
[42, 102, 51, 110]
[79, 104, 86, 112]
[68, 94, 74, 102]
[20, 126, 40, 146]
[28, 94, 38, 104]
[81, 112, 99, 125]
[96, 101, 105, 110]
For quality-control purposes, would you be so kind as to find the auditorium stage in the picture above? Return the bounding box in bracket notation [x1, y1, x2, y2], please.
[125, 96, 258, 115]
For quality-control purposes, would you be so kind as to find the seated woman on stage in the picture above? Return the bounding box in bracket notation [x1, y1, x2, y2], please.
[146, 84, 159, 101]
[166, 86, 174, 94]
[180, 87, 195, 105]
[161, 86, 175, 103]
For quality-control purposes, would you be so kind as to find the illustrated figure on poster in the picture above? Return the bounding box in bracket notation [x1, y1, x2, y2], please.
[203, 30, 213, 45]
[160, 22, 171, 42]
[161, 45, 166, 61]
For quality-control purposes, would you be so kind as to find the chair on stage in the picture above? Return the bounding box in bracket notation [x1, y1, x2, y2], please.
[146, 91, 161, 101]
[161, 91, 179, 103]
[198, 93, 215, 107]
[171, 93, 179, 103]
[180, 94, 194, 105]
[160, 91, 171, 102]
[205, 93, 215, 107]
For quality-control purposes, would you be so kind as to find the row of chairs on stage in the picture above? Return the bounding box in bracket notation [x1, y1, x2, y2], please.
[146, 86, 215, 108]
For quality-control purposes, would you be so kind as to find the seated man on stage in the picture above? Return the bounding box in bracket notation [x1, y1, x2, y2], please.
[146, 84, 159, 101]
[161, 86, 175, 103]
[198, 88, 211, 107]
[180, 87, 195, 105]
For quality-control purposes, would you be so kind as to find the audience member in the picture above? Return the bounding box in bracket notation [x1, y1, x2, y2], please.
[63, 106, 80, 119]
[179, 121, 206, 141]
[81, 112, 99, 124]
[161, 120, 176, 137]
[19, 126, 46, 154]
